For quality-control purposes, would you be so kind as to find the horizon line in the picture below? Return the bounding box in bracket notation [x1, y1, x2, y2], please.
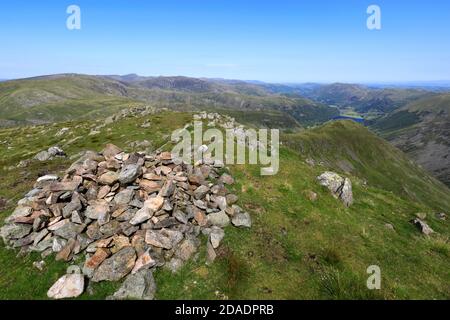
[2, 73, 450, 86]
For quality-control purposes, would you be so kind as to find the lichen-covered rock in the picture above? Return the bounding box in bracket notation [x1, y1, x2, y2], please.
[317, 172, 353, 207]
[92, 247, 136, 282]
[108, 269, 156, 300]
[411, 218, 434, 235]
[47, 267, 84, 299]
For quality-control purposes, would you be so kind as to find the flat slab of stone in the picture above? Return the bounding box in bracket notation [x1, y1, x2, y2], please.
[47, 274, 84, 299]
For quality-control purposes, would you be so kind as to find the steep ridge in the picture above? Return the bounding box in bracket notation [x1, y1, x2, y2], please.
[373, 94, 450, 186]
[284, 120, 450, 211]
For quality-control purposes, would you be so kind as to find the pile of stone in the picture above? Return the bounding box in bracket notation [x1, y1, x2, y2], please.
[0, 143, 251, 299]
[193, 112, 236, 129]
[104, 105, 165, 125]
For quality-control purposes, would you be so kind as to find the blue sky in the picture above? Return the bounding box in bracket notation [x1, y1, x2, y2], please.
[0, 0, 449, 82]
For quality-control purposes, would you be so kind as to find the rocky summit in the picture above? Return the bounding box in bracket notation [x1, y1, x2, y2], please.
[0, 143, 251, 299]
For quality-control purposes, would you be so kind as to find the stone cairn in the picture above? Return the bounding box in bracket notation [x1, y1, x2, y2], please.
[0, 143, 251, 299]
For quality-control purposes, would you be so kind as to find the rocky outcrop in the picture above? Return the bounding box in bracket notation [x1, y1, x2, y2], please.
[411, 218, 434, 235]
[33, 146, 66, 162]
[317, 171, 353, 207]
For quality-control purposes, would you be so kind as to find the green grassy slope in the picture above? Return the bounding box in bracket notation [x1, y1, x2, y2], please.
[0, 74, 141, 125]
[285, 120, 450, 211]
[0, 112, 449, 300]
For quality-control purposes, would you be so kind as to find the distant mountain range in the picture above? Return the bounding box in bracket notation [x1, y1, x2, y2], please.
[0, 73, 338, 127]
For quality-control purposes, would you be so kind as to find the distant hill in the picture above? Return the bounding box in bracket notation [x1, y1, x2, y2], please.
[298, 83, 433, 114]
[0, 74, 140, 126]
[0, 74, 338, 127]
[373, 93, 450, 186]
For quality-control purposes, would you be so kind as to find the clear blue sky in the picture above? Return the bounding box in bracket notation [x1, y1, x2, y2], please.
[1, 0, 449, 82]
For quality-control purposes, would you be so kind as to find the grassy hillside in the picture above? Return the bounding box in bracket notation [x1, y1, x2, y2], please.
[284, 120, 450, 211]
[0, 112, 449, 299]
[0, 74, 141, 125]
[373, 94, 450, 186]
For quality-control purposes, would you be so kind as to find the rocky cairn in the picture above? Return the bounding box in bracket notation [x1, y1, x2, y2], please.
[0, 143, 251, 299]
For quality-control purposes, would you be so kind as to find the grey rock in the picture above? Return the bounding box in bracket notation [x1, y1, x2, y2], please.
[71, 211, 84, 224]
[5, 206, 32, 223]
[48, 146, 66, 157]
[98, 171, 119, 185]
[53, 221, 80, 240]
[175, 237, 199, 261]
[158, 179, 175, 197]
[213, 196, 227, 210]
[194, 185, 210, 200]
[52, 237, 67, 252]
[317, 171, 344, 195]
[85, 201, 109, 220]
[33, 228, 50, 246]
[33, 215, 49, 231]
[119, 164, 142, 185]
[108, 269, 156, 300]
[317, 172, 353, 207]
[130, 207, 153, 225]
[114, 189, 134, 205]
[207, 211, 230, 228]
[47, 273, 84, 299]
[92, 247, 136, 282]
[226, 194, 238, 205]
[62, 197, 82, 218]
[34, 151, 51, 161]
[99, 220, 121, 237]
[152, 217, 179, 229]
[1, 223, 32, 240]
[340, 178, 353, 207]
[193, 199, 207, 210]
[31, 237, 53, 252]
[232, 212, 252, 228]
[411, 218, 434, 235]
[209, 227, 225, 249]
[173, 210, 188, 224]
[162, 228, 184, 247]
[145, 230, 172, 249]
[436, 212, 447, 220]
[206, 240, 217, 264]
